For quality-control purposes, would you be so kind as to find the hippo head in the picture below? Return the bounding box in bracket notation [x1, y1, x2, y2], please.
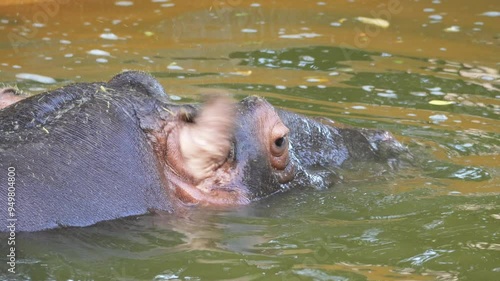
[149, 95, 296, 207]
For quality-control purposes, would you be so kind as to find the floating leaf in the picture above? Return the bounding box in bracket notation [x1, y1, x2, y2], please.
[228, 70, 252, 76]
[305, 77, 329, 83]
[355, 17, 390, 28]
[429, 100, 455, 105]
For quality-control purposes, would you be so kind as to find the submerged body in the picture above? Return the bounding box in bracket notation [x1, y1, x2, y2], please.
[0, 71, 411, 232]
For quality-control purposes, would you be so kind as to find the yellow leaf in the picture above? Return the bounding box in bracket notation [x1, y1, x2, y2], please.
[429, 100, 455, 105]
[305, 77, 329, 83]
[355, 17, 390, 28]
[228, 70, 252, 76]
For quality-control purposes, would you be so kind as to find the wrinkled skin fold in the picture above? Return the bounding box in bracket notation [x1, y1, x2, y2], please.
[0, 71, 412, 232]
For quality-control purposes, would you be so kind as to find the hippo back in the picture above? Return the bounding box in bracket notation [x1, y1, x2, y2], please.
[0, 80, 171, 232]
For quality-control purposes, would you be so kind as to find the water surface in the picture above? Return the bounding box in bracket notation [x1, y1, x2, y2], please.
[0, 0, 498, 280]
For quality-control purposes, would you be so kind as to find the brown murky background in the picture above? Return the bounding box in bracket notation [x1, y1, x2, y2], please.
[0, 0, 499, 280]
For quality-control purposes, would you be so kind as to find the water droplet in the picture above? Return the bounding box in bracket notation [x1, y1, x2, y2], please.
[279, 33, 322, 39]
[100, 33, 119, 40]
[480, 11, 500, 17]
[87, 49, 111, 56]
[241, 28, 258, 33]
[115, 1, 133, 6]
[377, 92, 397, 98]
[410, 92, 427, 97]
[362, 85, 374, 92]
[167, 63, 183, 70]
[428, 14, 443, 21]
[444, 26, 460, 32]
[352, 105, 366, 110]
[154, 273, 180, 280]
[16, 73, 56, 84]
[301, 55, 315, 62]
[450, 167, 489, 180]
[480, 75, 494, 81]
[429, 114, 447, 122]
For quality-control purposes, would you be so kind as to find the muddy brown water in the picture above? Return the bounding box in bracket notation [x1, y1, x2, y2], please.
[0, 0, 499, 280]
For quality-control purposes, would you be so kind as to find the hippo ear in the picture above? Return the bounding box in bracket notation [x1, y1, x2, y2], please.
[0, 87, 28, 109]
[108, 71, 169, 101]
[179, 96, 236, 182]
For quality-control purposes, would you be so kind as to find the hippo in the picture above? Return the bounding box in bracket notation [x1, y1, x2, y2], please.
[0, 71, 411, 232]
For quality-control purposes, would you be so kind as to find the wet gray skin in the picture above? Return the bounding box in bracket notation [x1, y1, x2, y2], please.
[0, 71, 411, 232]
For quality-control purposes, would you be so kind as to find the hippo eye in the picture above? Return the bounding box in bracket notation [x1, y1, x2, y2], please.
[275, 137, 285, 148]
[269, 121, 290, 171]
[272, 135, 288, 156]
[270, 133, 289, 171]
